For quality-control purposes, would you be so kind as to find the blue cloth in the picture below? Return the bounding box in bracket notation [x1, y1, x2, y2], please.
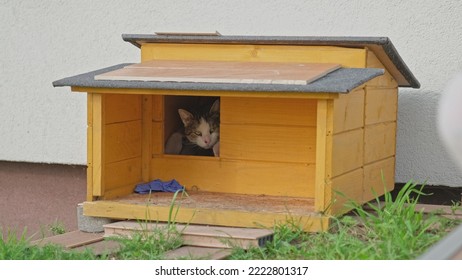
[134, 179, 184, 194]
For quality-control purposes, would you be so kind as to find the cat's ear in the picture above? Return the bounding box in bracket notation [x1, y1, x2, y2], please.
[210, 99, 220, 113]
[178, 109, 194, 126]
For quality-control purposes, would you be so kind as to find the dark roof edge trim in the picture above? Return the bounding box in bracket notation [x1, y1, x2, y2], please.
[122, 34, 392, 47]
[380, 39, 420, 88]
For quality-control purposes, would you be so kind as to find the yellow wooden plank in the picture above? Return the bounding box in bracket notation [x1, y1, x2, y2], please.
[91, 93, 104, 197]
[152, 122, 163, 155]
[142, 96, 153, 182]
[314, 100, 334, 212]
[366, 49, 398, 88]
[86, 94, 94, 201]
[152, 95, 164, 122]
[141, 44, 367, 68]
[333, 88, 365, 133]
[151, 157, 315, 197]
[71, 86, 339, 100]
[363, 157, 395, 202]
[83, 200, 329, 232]
[221, 97, 317, 126]
[220, 124, 316, 163]
[364, 122, 397, 164]
[331, 168, 364, 214]
[104, 120, 142, 164]
[104, 94, 142, 124]
[104, 157, 142, 191]
[332, 129, 364, 177]
[365, 88, 398, 125]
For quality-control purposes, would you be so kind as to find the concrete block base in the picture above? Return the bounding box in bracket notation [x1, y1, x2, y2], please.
[77, 203, 113, 233]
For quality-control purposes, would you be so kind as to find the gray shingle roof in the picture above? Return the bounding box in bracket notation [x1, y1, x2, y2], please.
[53, 63, 384, 94]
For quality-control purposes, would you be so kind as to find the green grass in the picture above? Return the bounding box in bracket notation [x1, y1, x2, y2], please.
[229, 180, 460, 260]
[0, 231, 100, 260]
[0, 180, 460, 260]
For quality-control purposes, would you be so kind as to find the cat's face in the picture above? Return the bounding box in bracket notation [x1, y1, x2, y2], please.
[178, 100, 220, 150]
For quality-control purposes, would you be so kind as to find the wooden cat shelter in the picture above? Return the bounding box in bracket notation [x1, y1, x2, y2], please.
[53, 34, 419, 231]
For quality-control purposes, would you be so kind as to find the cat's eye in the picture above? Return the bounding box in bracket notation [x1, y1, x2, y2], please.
[194, 131, 202, 136]
[209, 129, 214, 133]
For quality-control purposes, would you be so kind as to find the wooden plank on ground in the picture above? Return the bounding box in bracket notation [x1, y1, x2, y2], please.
[31, 231, 104, 249]
[104, 221, 273, 249]
[164, 246, 232, 260]
[74, 239, 121, 256]
[413, 204, 462, 218]
[95, 60, 341, 85]
[364, 203, 462, 219]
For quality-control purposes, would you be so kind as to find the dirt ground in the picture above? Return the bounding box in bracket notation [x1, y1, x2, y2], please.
[0, 161, 86, 240]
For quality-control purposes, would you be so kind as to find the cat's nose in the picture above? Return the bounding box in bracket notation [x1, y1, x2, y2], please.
[203, 136, 210, 144]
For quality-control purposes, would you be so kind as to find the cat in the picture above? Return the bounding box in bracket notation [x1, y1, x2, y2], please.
[165, 99, 220, 157]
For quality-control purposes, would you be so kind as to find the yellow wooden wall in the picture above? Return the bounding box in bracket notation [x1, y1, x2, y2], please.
[362, 50, 398, 202]
[87, 93, 143, 200]
[324, 50, 398, 214]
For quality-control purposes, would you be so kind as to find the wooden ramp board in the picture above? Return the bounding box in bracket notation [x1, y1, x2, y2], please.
[95, 60, 341, 85]
[31, 231, 104, 248]
[164, 246, 232, 260]
[104, 221, 273, 249]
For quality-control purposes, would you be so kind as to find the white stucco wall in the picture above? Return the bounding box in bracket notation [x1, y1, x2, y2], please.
[1, 0, 461, 186]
